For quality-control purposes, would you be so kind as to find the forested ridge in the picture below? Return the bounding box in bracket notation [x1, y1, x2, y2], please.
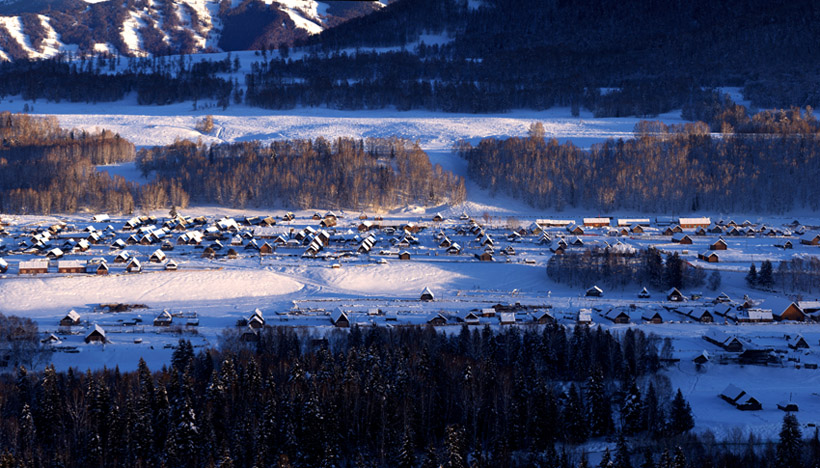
[456, 109, 820, 213]
[137, 137, 467, 210]
[0, 325, 814, 467]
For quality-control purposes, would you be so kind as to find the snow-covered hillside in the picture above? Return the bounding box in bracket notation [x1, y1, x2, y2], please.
[0, 0, 378, 60]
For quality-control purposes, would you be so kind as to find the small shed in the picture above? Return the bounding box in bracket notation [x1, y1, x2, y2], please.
[420, 287, 435, 301]
[777, 401, 799, 412]
[671, 233, 693, 244]
[585, 285, 603, 297]
[710, 238, 728, 250]
[60, 310, 81, 327]
[693, 351, 710, 365]
[153, 310, 173, 327]
[427, 313, 447, 326]
[788, 335, 810, 350]
[84, 324, 107, 344]
[126, 258, 142, 273]
[667, 288, 685, 302]
[86, 262, 109, 275]
[149, 249, 166, 263]
[165, 259, 178, 271]
[331, 308, 350, 327]
[398, 251, 411, 260]
[498, 313, 516, 325]
[638, 287, 651, 299]
[249, 309, 265, 329]
[698, 251, 719, 263]
[641, 310, 663, 324]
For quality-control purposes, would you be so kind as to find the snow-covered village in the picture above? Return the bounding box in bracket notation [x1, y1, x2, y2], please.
[1, 1, 820, 467]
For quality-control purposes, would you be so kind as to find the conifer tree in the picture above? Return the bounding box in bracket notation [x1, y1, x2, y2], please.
[587, 368, 614, 437]
[564, 384, 589, 444]
[776, 413, 803, 468]
[614, 434, 632, 468]
[444, 424, 467, 468]
[758, 260, 774, 289]
[668, 389, 695, 435]
[598, 448, 613, 468]
[620, 381, 643, 435]
[746, 263, 758, 287]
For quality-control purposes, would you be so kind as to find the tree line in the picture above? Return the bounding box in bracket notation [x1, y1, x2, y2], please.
[546, 248, 705, 292]
[137, 137, 467, 210]
[456, 116, 820, 213]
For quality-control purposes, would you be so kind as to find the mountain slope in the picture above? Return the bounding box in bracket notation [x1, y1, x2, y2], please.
[0, 0, 381, 59]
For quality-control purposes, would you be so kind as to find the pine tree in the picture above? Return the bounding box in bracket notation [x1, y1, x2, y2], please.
[707, 270, 721, 291]
[587, 368, 614, 437]
[598, 448, 613, 468]
[672, 447, 686, 468]
[759, 260, 774, 289]
[614, 434, 632, 468]
[18, 403, 36, 465]
[745, 263, 758, 287]
[620, 381, 643, 435]
[564, 384, 589, 444]
[642, 383, 666, 439]
[776, 413, 803, 468]
[397, 428, 416, 468]
[668, 389, 695, 435]
[444, 424, 467, 468]
[420, 443, 438, 468]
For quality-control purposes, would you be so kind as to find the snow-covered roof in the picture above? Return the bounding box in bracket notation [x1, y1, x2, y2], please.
[65, 309, 80, 321]
[420, 287, 435, 300]
[720, 384, 745, 401]
[617, 218, 650, 226]
[679, 217, 711, 225]
[87, 324, 106, 338]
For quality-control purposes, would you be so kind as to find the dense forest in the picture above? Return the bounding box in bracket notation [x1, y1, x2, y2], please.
[0, 112, 139, 214]
[0, 325, 815, 467]
[137, 137, 467, 210]
[0, 113, 467, 214]
[546, 248, 706, 292]
[456, 110, 820, 213]
[0, 54, 235, 107]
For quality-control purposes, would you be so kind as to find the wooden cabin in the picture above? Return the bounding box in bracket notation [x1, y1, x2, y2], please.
[671, 233, 693, 244]
[427, 313, 447, 326]
[398, 251, 411, 260]
[86, 262, 109, 275]
[698, 251, 719, 263]
[60, 310, 81, 327]
[420, 287, 435, 301]
[667, 288, 685, 302]
[331, 309, 350, 328]
[153, 310, 173, 327]
[710, 238, 728, 250]
[84, 324, 107, 344]
[585, 285, 603, 297]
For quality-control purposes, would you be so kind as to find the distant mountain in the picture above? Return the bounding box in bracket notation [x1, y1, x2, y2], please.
[0, 0, 383, 60]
